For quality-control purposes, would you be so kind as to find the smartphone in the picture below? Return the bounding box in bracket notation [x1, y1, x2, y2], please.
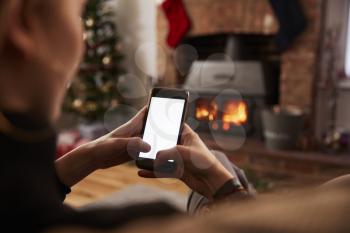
[136, 88, 189, 171]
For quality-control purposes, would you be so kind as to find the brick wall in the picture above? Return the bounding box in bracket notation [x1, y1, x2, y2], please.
[180, 0, 278, 35]
[157, 0, 323, 111]
[280, 0, 323, 110]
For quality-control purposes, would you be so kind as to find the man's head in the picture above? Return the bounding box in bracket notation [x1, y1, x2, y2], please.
[0, 0, 86, 122]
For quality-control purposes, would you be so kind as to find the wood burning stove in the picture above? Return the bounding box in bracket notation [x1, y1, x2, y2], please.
[180, 34, 280, 138]
[184, 61, 275, 137]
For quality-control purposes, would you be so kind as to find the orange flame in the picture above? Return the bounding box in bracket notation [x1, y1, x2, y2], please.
[195, 99, 218, 122]
[195, 99, 248, 131]
[222, 101, 248, 131]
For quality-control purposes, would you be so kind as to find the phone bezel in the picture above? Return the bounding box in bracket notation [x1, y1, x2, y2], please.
[136, 87, 189, 171]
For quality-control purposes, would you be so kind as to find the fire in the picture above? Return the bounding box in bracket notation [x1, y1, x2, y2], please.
[222, 101, 248, 131]
[195, 99, 218, 121]
[195, 99, 248, 132]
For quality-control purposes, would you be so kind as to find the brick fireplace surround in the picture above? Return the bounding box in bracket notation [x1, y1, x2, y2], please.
[157, 0, 350, 185]
[157, 0, 322, 111]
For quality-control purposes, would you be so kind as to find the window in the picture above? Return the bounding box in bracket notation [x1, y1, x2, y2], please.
[345, 2, 350, 77]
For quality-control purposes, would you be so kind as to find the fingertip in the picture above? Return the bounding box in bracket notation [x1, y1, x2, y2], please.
[137, 170, 144, 176]
[144, 148, 151, 153]
[138, 170, 155, 178]
[126, 138, 150, 158]
[144, 142, 151, 152]
[139, 138, 151, 152]
[156, 149, 168, 158]
[133, 137, 149, 147]
[182, 124, 192, 133]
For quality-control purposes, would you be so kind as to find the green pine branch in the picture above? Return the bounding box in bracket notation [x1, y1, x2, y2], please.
[63, 0, 125, 122]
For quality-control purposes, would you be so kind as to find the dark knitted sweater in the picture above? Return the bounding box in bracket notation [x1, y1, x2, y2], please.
[0, 112, 178, 232]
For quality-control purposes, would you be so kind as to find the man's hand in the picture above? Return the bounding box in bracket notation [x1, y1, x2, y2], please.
[138, 125, 236, 200]
[55, 107, 150, 187]
[89, 107, 150, 168]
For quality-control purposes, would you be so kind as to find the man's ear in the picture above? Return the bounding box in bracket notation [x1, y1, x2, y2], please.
[6, 1, 37, 56]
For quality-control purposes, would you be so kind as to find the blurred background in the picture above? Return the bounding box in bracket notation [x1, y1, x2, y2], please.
[57, 0, 350, 209]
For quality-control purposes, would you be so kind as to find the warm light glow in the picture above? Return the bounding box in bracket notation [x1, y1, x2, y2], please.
[212, 122, 219, 130]
[223, 122, 231, 131]
[222, 101, 248, 131]
[195, 99, 218, 122]
[195, 99, 248, 131]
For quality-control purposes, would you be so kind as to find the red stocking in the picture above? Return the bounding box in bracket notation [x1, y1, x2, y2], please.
[161, 0, 191, 48]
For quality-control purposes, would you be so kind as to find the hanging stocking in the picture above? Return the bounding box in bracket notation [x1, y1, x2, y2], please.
[269, 0, 307, 52]
[161, 0, 191, 48]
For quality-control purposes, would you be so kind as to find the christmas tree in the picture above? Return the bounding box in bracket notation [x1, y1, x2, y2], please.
[64, 0, 125, 122]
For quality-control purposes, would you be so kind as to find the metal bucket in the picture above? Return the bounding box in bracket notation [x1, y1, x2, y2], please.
[262, 107, 304, 150]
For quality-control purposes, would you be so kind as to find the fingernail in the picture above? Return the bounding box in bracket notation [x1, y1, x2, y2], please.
[142, 141, 151, 152]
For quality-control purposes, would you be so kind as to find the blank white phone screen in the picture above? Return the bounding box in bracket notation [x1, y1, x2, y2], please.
[139, 97, 185, 160]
